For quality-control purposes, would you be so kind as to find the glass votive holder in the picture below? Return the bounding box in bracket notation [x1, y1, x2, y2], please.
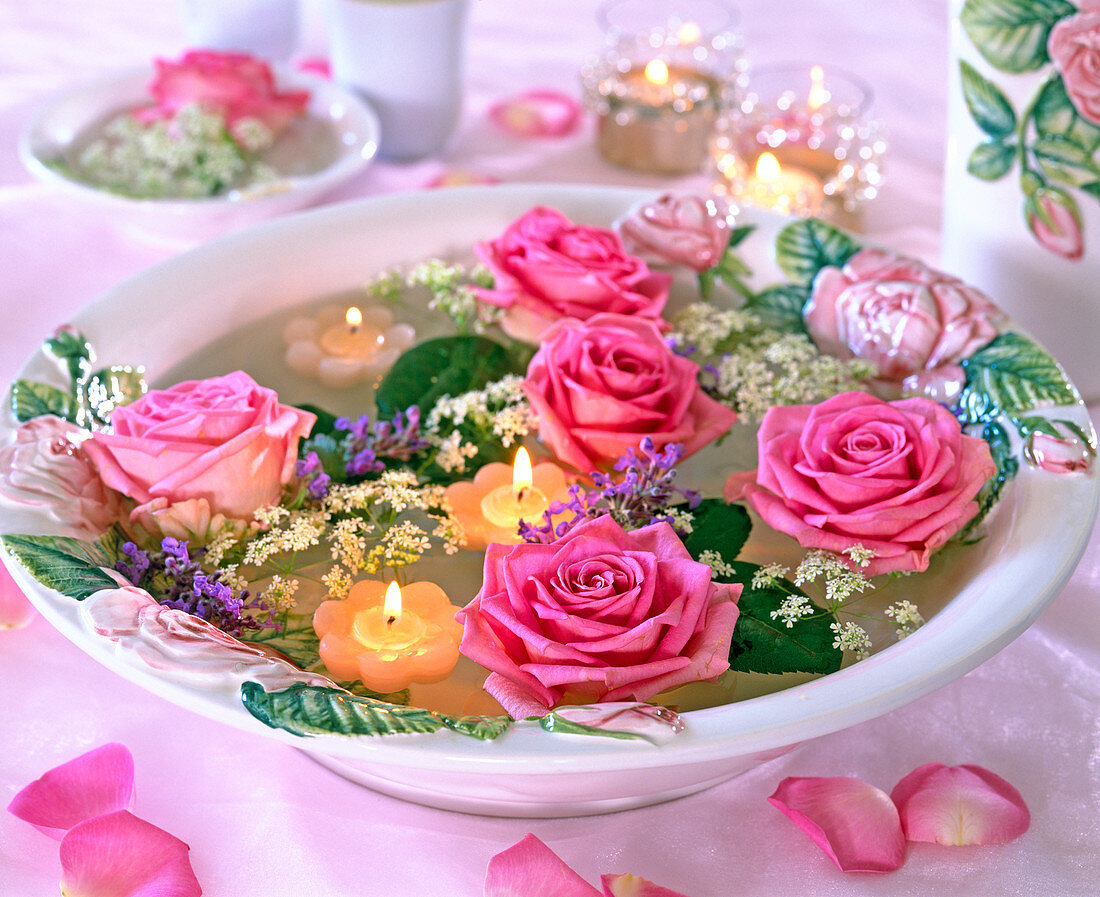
[581, 0, 746, 175]
[711, 63, 886, 224]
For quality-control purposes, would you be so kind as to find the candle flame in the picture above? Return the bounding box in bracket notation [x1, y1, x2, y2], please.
[383, 581, 402, 626]
[346, 306, 363, 331]
[644, 59, 670, 86]
[756, 152, 781, 182]
[808, 65, 829, 110]
[512, 447, 534, 498]
[676, 21, 702, 43]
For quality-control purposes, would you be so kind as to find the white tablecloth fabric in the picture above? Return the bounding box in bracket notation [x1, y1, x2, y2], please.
[1, 2, 1098, 894]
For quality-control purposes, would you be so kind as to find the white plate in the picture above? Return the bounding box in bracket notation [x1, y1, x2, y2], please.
[18, 66, 380, 244]
[2, 185, 1097, 817]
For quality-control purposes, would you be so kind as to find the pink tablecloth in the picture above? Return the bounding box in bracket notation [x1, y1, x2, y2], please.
[1, 2, 1098, 895]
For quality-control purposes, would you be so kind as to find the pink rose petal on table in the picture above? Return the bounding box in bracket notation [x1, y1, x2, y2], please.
[488, 89, 582, 137]
[768, 776, 907, 873]
[891, 763, 1030, 846]
[425, 169, 501, 189]
[59, 810, 201, 897]
[486, 834, 600, 897]
[0, 561, 36, 629]
[8, 744, 135, 841]
[601, 874, 691, 896]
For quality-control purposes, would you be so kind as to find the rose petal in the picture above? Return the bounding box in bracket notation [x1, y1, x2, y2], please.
[601, 873, 691, 897]
[891, 763, 1030, 845]
[768, 776, 906, 873]
[8, 744, 135, 840]
[485, 834, 601, 897]
[0, 561, 35, 629]
[425, 169, 501, 189]
[488, 89, 582, 137]
[59, 810, 201, 897]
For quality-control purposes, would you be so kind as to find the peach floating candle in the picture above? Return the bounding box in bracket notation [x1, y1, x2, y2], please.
[283, 303, 415, 389]
[444, 447, 572, 549]
[313, 579, 461, 693]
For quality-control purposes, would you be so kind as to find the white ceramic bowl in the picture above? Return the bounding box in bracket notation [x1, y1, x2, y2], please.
[18, 66, 380, 244]
[2, 185, 1096, 817]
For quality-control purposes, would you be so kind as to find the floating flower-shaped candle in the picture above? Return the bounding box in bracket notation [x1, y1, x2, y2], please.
[444, 447, 572, 549]
[314, 580, 461, 693]
[283, 303, 415, 389]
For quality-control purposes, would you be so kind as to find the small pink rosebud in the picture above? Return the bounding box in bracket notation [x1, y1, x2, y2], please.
[1026, 188, 1084, 260]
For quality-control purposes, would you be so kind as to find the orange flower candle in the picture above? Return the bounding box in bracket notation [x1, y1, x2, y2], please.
[313, 580, 461, 693]
[444, 448, 572, 549]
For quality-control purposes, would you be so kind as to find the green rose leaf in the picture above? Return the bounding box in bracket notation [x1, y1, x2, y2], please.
[82, 365, 147, 426]
[958, 331, 1077, 422]
[968, 141, 1017, 181]
[241, 617, 324, 672]
[538, 712, 649, 742]
[774, 218, 861, 288]
[1034, 74, 1100, 154]
[960, 420, 1019, 540]
[960, 0, 1076, 74]
[375, 335, 516, 417]
[959, 60, 1018, 137]
[10, 379, 73, 423]
[1033, 135, 1100, 184]
[1, 534, 119, 601]
[1080, 181, 1100, 202]
[440, 714, 512, 741]
[726, 561, 842, 676]
[240, 681, 446, 738]
[682, 499, 752, 567]
[743, 284, 812, 333]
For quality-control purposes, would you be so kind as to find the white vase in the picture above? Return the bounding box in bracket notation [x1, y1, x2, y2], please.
[324, 0, 469, 161]
[178, 0, 301, 61]
[942, 0, 1100, 401]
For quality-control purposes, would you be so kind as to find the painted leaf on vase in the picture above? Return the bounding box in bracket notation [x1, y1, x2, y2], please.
[726, 561, 842, 676]
[1033, 75, 1100, 159]
[774, 219, 861, 288]
[375, 334, 517, 418]
[742, 283, 811, 333]
[958, 331, 1077, 422]
[960, 0, 1075, 74]
[1034, 135, 1100, 186]
[968, 140, 1016, 181]
[959, 59, 1017, 138]
[1, 533, 119, 600]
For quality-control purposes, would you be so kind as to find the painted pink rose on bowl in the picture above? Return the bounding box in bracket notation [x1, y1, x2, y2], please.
[803, 249, 1003, 391]
[473, 206, 672, 343]
[725, 391, 996, 576]
[1050, 7, 1100, 126]
[616, 193, 734, 272]
[134, 49, 310, 137]
[0, 415, 122, 541]
[523, 313, 737, 473]
[83, 371, 315, 539]
[455, 515, 742, 719]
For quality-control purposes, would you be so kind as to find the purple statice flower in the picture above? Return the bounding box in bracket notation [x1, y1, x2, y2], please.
[115, 537, 276, 637]
[296, 451, 331, 500]
[519, 437, 700, 543]
[336, 406, 430, 478]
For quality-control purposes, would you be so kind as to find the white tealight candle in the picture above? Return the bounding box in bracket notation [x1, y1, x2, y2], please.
[740, 152, 825, 217]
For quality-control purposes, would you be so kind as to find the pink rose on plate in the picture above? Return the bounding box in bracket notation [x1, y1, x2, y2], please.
[803, 248, 1002, 391]
[616, 193, 734, 272]
[134, 49, 310, 137]
[83, 371, 315, 540]
[724, 391, 996, 576]
[473, 207, 671, 343]
[0, 415, 122, 541]
[1050, 7, 1100, 126]
[523, 313, 736, 472]
[455, 515, 742, 719]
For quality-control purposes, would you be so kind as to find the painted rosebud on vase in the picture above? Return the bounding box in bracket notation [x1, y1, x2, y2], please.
[1026, 188, 1084, 260]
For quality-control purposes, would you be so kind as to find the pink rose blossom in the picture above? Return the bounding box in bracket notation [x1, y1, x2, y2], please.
[725, 391, 996, 576]
[803, 248, 1002, 385]
[1026, 188, 1084, 260]
[1050, 8, 1100, 125]
[455, 515, 741, 719]
[0, 415, 122, 541]
[523, 313, 736, 473]
[473, 207, 671, 343]
[82, 371, 315, 536]
[134, 49, 310, 138]
[616, 193, 734, 272]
